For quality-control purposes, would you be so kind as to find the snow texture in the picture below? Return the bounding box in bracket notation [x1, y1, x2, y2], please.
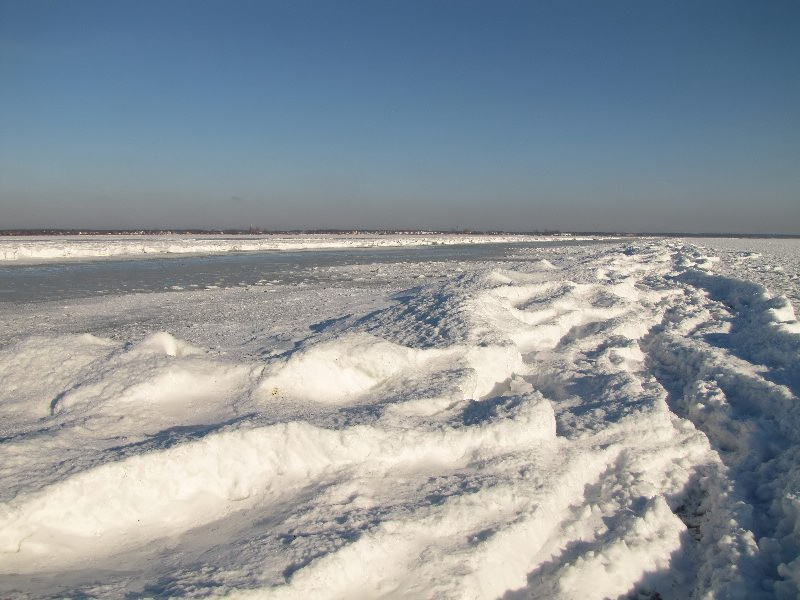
[0, 236, 798, 599]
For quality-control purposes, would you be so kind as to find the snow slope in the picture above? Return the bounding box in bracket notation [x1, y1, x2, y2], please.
[0, 238, 798, 599]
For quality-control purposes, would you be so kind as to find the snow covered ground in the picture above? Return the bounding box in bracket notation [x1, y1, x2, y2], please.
[0, 236, 798, 599]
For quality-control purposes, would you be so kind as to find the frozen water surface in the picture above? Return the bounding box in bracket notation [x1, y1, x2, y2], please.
[0, 240, 608, 303]
[0, 235, 798, 599]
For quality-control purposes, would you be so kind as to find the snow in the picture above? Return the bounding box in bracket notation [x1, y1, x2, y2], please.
[0, 236, 799, 599]
[0, 233, 612, 264]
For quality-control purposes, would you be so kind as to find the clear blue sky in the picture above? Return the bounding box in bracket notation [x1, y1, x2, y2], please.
[1, 0, 798, 233]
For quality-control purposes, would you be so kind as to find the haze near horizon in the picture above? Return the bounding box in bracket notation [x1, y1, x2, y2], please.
[1, 0, 798, 234]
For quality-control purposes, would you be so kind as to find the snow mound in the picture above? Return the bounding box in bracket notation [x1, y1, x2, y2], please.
[258, 334, 434, 403]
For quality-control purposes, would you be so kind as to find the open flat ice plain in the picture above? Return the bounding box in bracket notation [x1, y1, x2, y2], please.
[0, 234, 798, 599]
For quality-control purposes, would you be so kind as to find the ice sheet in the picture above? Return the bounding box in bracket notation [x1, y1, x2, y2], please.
[0, 233, 614, 264]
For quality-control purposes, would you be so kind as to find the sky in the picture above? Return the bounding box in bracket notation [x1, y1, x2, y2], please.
[1, 0, 799, 233]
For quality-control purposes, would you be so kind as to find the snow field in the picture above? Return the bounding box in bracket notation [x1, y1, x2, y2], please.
[0, 238, 798, 598]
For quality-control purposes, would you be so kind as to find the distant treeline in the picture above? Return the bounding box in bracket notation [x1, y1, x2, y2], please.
[0, 228, 263, 236]
[0, 228, 568, 236]
[0, 229, 796, 238]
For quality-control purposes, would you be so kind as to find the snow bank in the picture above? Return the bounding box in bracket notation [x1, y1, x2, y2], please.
[1, 238, 799, 599]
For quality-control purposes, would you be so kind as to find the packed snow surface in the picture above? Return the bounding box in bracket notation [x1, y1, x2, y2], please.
[0, 236, 798, 599]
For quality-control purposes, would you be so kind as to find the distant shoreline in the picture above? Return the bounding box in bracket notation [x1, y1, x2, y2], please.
[0, 229, 797, 239]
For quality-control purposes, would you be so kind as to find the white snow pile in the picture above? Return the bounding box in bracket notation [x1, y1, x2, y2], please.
[0, 238, 799, 599]
[0, 233, 606, 263]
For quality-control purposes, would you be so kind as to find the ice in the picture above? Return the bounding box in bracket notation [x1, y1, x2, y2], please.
[0, 236, 799, 598]
[0, 233, 611, 264]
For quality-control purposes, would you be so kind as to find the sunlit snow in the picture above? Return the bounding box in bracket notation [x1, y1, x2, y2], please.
[0, 236, 798, 599]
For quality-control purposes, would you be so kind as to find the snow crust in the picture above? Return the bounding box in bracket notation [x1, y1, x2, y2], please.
[0, 237, 799, 599]
[0, 233, 608, 263]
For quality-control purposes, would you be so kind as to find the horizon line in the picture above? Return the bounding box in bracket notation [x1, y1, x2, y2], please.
[1, 228, 798, 239]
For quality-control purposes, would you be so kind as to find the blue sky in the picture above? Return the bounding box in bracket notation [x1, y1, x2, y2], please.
[1, 0, 798, 233]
